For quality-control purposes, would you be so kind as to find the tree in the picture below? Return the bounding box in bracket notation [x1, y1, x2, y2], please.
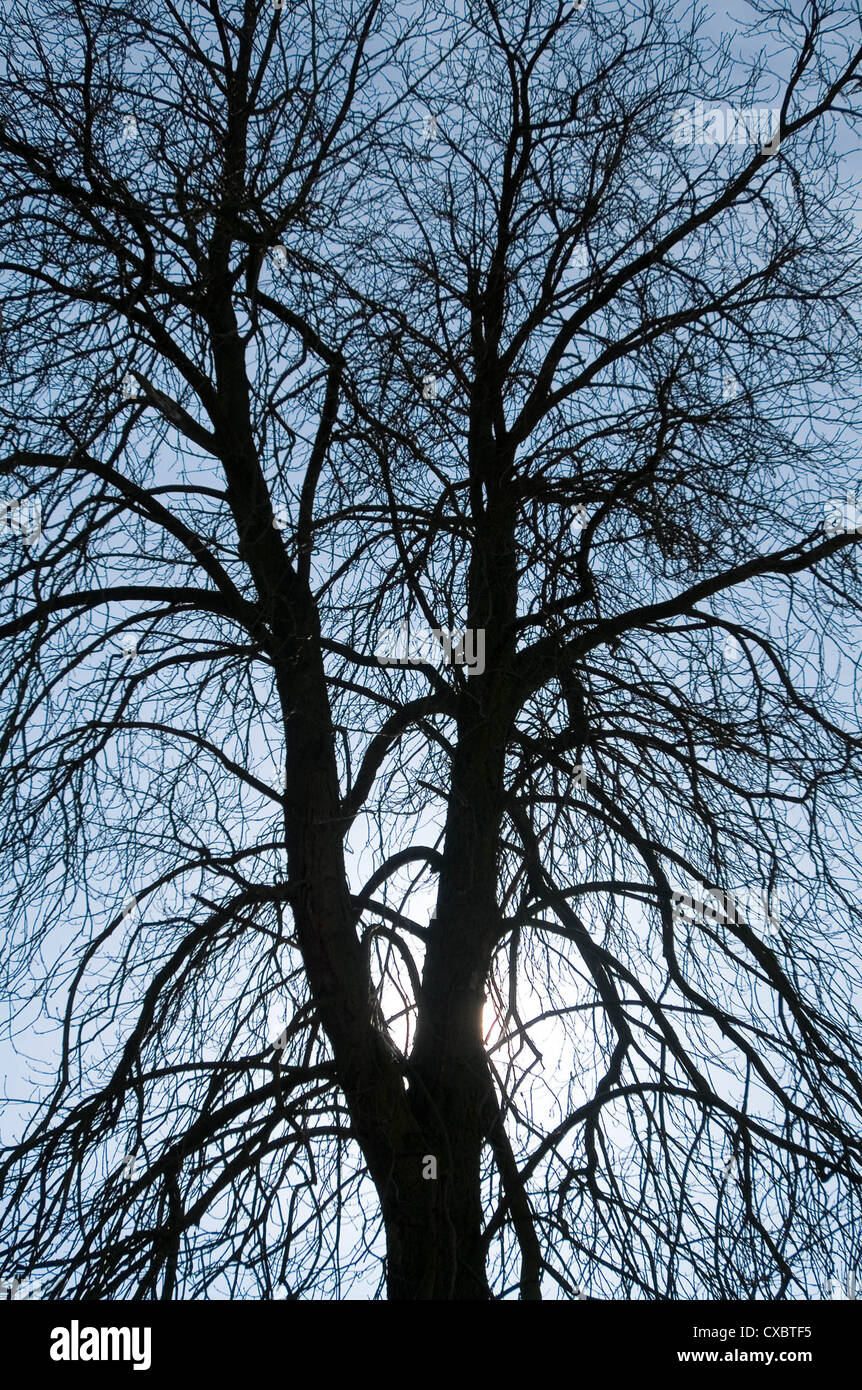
[2, 0, 862, 1301]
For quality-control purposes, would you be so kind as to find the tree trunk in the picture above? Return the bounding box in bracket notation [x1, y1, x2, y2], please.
[384, 433, 520, 1297]
[385, 1070, 492, 1299]
[209, 267, 519, 1296]
[397, 706, 512, 1298]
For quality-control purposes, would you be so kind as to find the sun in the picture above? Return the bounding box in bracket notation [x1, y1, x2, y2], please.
[482, 992, 502, 1043]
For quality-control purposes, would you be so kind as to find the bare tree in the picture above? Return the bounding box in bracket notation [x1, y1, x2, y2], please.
[2, 0, 862, 1301]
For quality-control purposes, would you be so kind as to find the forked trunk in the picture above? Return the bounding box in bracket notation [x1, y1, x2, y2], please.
[384, 1052, 492, 1299]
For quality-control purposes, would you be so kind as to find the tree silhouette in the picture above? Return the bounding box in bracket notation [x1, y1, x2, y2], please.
[2, 0, 862, 1301]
